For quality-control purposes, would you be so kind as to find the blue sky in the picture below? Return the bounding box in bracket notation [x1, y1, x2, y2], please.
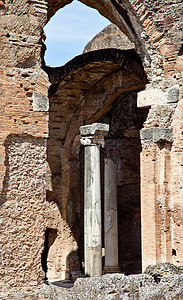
[44, 0, 110, 67]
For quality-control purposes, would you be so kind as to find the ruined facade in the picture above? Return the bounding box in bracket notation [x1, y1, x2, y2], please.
[0, 0, 183, 293]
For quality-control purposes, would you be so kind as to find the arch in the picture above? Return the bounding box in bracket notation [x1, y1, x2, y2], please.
[45, 48, 146, 84]
[47, 0, 150, 64]
[45, 47, 148, 278]
[43, 0, 183, 80]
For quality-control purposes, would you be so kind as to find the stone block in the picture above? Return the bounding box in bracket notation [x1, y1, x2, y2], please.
[32, 91, 49, 112]
[153, 127, 173, 143]
[140, 127, 153, 143]
[138, 86, 179, 107]
[140, 127, 173, 143]
[137, 88, 167, 107]
[167, 85, 179, 103]
[79, 123, 109, 136]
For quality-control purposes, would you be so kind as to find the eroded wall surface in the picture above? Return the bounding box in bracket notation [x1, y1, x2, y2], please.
[0, 0, 49, 291]
[0, 135, 46, 289]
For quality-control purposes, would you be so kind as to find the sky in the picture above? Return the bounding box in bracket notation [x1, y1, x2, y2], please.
[44, 0, 110, 67]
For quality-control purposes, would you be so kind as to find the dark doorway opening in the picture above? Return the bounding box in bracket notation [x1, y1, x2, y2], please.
[41, 227, 57, 280]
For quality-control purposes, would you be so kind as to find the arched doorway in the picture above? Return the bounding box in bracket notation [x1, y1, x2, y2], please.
[44, 48, 148, 279]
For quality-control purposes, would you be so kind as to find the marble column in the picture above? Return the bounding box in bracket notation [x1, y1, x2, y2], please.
[103, 158, 120, 273]
[80, 123, 109, 277]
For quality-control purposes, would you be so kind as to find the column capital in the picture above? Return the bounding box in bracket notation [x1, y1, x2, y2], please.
[79, 123, 109, 147]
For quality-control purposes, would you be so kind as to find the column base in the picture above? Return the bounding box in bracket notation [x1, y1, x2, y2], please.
[103, 265, 121, 274]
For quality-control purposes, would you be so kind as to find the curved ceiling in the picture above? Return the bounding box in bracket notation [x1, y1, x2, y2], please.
[45, 48, 146, 85]
[45, 48, 148, 143]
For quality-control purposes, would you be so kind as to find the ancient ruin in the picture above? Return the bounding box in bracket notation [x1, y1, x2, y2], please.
[0, 0, 183, 297]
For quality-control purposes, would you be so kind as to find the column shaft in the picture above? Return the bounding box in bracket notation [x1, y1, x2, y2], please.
[104, 158, 120, 273]
[84, 144, 102, 277]
[80, 123, 109, 277]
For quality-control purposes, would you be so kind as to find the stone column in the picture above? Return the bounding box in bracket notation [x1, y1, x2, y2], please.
[80, 123, 109, 277]
[140, 127, 173, 271]
[103, 158, 120, 274]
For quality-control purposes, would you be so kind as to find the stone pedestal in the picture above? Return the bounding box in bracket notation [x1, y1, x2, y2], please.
[80, 123, 109, 277]
[103, 158, 120, 274]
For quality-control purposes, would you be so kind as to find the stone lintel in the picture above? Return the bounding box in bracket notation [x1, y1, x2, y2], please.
[137, 85, 179, 108]
[140, 127, 173, 143]
[80, 123, 109, 147]
[137, 88, 166, 107]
